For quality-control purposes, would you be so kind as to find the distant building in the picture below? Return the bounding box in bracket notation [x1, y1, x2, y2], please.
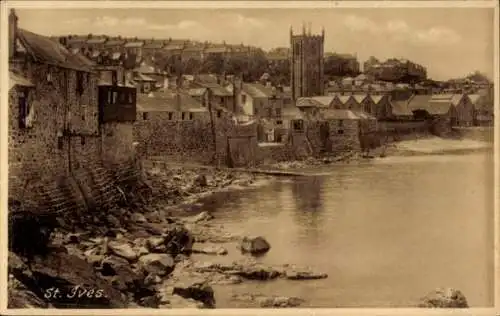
[290, 24, 325, 100]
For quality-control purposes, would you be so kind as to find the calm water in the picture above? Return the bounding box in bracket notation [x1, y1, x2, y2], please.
[196, 152, 495, 308]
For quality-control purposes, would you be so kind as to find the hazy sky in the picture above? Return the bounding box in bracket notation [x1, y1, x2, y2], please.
[14, 8, 494, 81]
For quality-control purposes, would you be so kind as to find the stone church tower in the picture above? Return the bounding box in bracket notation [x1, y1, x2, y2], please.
[290, 23, 325, 100]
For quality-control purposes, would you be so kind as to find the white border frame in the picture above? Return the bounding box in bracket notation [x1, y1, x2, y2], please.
[1, 1, 498, 315]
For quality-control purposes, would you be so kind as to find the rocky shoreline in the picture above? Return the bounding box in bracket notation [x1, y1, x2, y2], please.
[8, 164, 471, 309]
[8, 165, 330, 309]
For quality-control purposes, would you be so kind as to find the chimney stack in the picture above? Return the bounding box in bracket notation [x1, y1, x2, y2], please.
[9, 9, 18, 59]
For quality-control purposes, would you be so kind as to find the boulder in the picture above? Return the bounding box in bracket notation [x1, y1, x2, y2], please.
[107, 241, 138, 261]
[146, 236, 165, 252]
[258, 296, 304, 308]
[193, 174, 208, 187]
[26, 252, 127, 308]
[172, 280, 216, 308]
[100, 256, 143, 292]
[183, 211, 213, 224]
[192, 244, 228, 256]
[130, 213, 147, 224]
[239, 236, 271, 255]
[285, 270, 328, 280]
[139, 253, 176, 277]
[232, 265, 282, 280]
[162, 225, 194, 257]
[419, 288, 469, 308]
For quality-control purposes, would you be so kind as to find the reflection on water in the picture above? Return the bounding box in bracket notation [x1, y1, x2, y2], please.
[200, 153, 495, 308]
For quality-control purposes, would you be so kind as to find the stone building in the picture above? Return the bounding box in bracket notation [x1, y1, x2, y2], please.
[9, 10, 137, 212]
[290, 24, 325, 99]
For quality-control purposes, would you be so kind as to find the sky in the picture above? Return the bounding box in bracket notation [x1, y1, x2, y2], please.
[14, 7, 495, 81]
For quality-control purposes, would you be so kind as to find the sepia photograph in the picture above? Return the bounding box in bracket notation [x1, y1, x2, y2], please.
[2, 0, 498, 312]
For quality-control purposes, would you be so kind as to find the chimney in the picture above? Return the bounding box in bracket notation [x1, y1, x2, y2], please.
[9, 9, 18, 59]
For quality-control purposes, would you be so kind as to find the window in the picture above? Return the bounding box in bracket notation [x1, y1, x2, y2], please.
[76, 71, 84, 96]
[292, 119, 304, 131]
[129, 92, 134, 103]
[182, 112, 186, 120]
[294, 43, 300, 56]
[284, 98, 291, 105]
[113, 92, 118, 104]
[80, 136, 85, 145]
[217, 110, 222, 118]
[108, 90, 113, 104]
[276, 120, 283, 125]
[241, 94, 247, 104]
[143, 112, 148, 120]
[119, 91, 126, 103]
[275, 108, 282, 118]
[338, 120, 344, 128]
[337, 129, 344, 135]
[189, 112, 194, 120]
[18, 90, 34, 129]
[168, 112, 173, 120]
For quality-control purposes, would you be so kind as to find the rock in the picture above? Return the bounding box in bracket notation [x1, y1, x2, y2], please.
[183, 211, 213, 224]
[193, 174, 208, 187]
[8, 277, 49, 308]
[232, 265, 282, 280]
[146, 236, 165, 252]
[285, 270, 328, 280]
[144, 273, 163, 286]
[27, 252, 127, 308]
[258, 296, 304, 308]
[131, 213, 147, 223]
[172, 280, 216, 308]
[192, 244, 228, 256]
[168, 294, 205, 308]
[162, 225, 194, 257]
[136, 246, 150, 257]
[138, 295, 160, 308]
[64, 234, 81, 245]
[419, 288, 469, 308]
[106, 214, 121, 227]
[108, 241, 138, 261]
[84, 248, 104, 267]
[232, 293, 304, 308]
[239, 236, 271, 255]
[139, 254, 176, 277]
[100, 256, 143, 291]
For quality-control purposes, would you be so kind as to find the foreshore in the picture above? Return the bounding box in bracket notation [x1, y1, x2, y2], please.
[8, 136, 482, 309]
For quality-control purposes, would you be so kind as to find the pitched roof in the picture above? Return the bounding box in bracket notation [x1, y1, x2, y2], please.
[467, 94, 481, 104]
[124, 41, 144, 48]
[201, 83, 233, 97]
[296, 97, 324, 108]
[86, 38, 106, 44]
[450, 94, 465, 106]
[353, 94, 368, 104]
[188, 88, 207, 97]
[143, 42, 165, 49]
[282, 106, 304, 119]
[319, 109, 373, 120]
[135, 63, 157, 74]
[370, 95, 385, 104]
[310, 96, 334, 107]
[205, 46, 228, 54]
[183, 45, 204, 52]
[111, 52, 122, 60]
[133, 73, 156, 82]
[338, 95, 354, 104]
[105, 39, 125, 46]
[409, 94, 453, 115]
[9, 71, 35, 90]
[242, 83, 273, 98]
[17, 28, 95, 72]
[137, 91, 206, 112]
[195, 74, 218, 84]
[391, 100, 413, 116]
[164, 43, 185, 50]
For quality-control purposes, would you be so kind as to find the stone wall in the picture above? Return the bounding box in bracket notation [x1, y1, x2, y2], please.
[101, 122, 136, 166]
[134, 113, 253, 165]
[326, 119, 361, 153]
[9, 60, 131, 213]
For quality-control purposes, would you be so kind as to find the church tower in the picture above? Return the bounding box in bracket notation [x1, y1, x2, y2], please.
[290, 23, 325, 100]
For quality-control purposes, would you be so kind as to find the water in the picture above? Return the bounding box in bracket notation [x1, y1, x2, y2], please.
[197, 152, 495, 308]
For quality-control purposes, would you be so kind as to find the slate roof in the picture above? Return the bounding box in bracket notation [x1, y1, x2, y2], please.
[408, 95, 453, 115]
[17, 28, 95, 72]
[205, 46, 228, 54]
[391, 100, 413, 116]
[9, 71, 35, 90]
[137, 91, 206, 112]
[296, 97, 324, 108]
[319, 109, 374, 120]
[124, 41, 144, 48]
[201, 83, 233, 97]
[135, 63, 157, 74]
[164, 43, 185, 50]
[143, 42, 165, 49]
[282, 106, 304, 119]
[86, 38, 106, 44]
[242, 83, 274, 98]
[195, 74, 218, 84]
[105, 39, 125, 46]
[337, 95, 354, 104]
[310, 96, 335, 107]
